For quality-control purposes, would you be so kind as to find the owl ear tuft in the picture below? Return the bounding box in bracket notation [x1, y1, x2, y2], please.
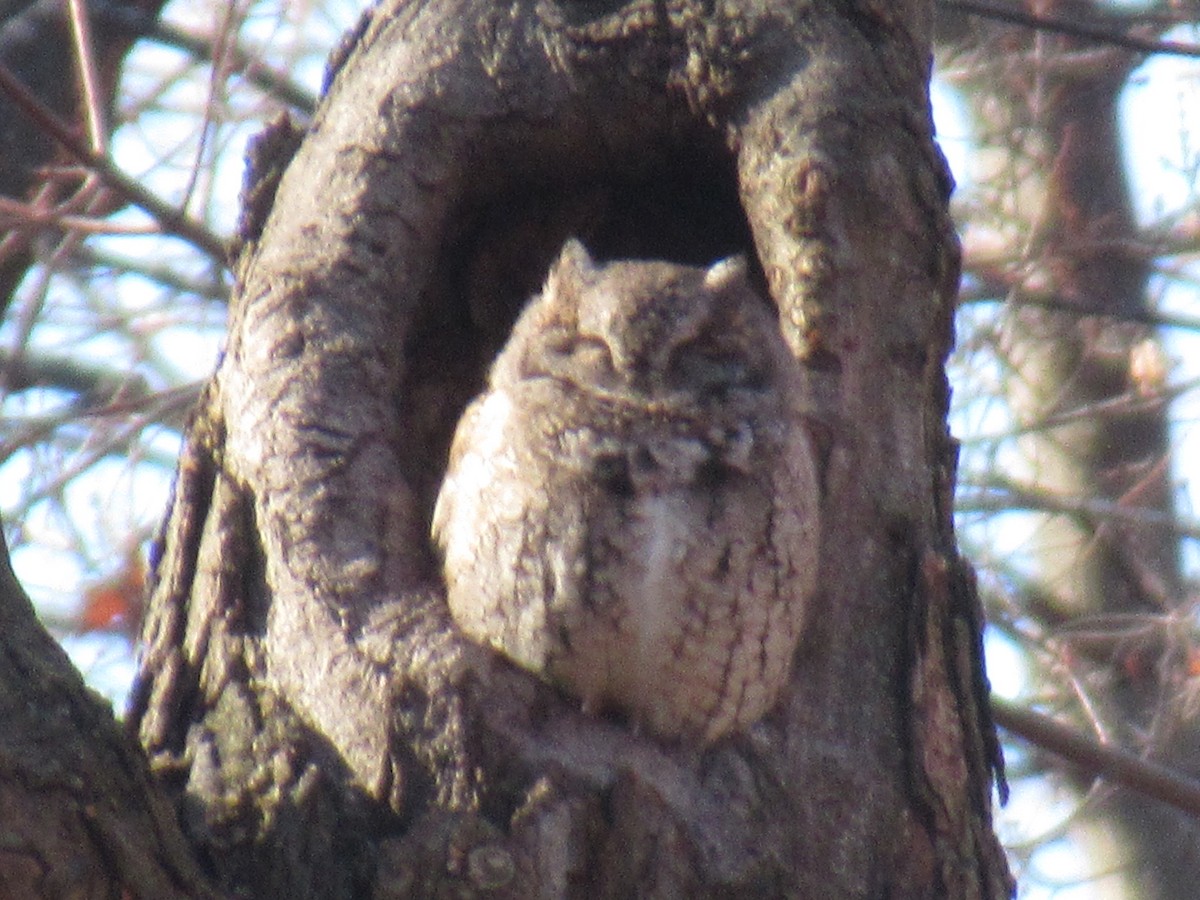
[703, 254, 748, 292]
[544, 238, 595, 305]
[556, 238, 595, 279]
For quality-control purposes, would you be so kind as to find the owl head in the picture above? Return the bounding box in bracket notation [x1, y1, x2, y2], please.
[509, 239, 783, 400]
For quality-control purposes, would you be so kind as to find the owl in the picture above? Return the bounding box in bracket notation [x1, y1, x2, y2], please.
[432, 239, 819, 744]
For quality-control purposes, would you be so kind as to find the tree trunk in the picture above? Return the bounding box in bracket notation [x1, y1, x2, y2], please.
[0, 528, 214, 899]
[0, 0, 1006, 896]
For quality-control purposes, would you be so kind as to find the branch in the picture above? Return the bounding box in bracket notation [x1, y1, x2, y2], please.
[941, 0, 1200, 59]
[0, 347, 150, 399]
[0, 61, 228, 262]
[992, 697, 1200, 820]
[957, 477, 1200, 540]
[959, 281, 1200, 334]
[93, 2, 317, 115]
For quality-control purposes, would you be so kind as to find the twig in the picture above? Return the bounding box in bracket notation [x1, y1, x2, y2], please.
[67, 0, 106, 152]
[992, 697, 1200, 819]
[93, 3, 317, 115]
[0, 61, 228, 263]
[941, 0, 1200, 59]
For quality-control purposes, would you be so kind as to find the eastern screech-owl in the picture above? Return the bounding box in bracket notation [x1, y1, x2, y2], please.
[433, 239, 819, 744]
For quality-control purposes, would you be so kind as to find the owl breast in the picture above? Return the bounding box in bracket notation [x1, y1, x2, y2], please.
[432, 241, 819, 745]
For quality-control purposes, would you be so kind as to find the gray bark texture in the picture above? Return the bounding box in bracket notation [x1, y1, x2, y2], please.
[125, 0, 1014, 897]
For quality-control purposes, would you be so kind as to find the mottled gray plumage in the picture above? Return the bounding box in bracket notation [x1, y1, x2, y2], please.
[433, 240, 819, 744]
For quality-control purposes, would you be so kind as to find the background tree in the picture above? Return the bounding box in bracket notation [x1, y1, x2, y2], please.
[938, 3, 1200, 896]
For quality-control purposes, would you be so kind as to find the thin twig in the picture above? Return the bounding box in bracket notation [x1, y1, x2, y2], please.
[0, 61, 228, 263]
[67, 0, 105, 152]
[941, 0, 1200, 59]
[93, 3, 317, 115]
[957, 479, 1200, 540]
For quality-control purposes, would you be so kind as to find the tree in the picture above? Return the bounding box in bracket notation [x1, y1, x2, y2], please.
[1, 0, 1014, 896]
[940, 3, 1200, 895]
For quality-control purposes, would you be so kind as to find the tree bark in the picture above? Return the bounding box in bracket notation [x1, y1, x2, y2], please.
[0, 528, 214, 899]
[124, 0, 1012, 896]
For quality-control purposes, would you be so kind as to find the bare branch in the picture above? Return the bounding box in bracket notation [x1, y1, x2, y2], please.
[93, 3, 317, 115]
[941, 0, 1200, 58]
[993, 697, 1200, 820]
[0, 61, 228, 262]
